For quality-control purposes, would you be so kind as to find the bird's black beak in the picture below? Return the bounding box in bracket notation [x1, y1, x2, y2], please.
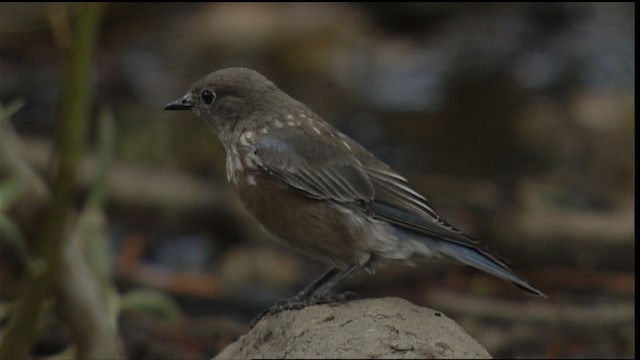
[164, 97, 194, 111]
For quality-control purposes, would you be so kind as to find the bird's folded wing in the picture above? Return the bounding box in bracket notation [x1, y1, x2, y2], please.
[250, 128, 375, 203]
[250, 128, 492, 251]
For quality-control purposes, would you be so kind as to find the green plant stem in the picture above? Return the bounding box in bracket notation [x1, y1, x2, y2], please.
[0, 3, 105, 359]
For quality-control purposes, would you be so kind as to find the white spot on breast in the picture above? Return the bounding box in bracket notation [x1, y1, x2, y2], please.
[226, 154, 241, 184]
[246, 174, 256, 186]
[287, 121, 296, 126]
[240, 131, 255, 146]
[286, 114, 293, 120]
[342, 140, 352, 150]
[234, 156, 244, 172]
[312, 126, 322, 135]
[244, 156, 257, 170]
[274, 120, 283, 128]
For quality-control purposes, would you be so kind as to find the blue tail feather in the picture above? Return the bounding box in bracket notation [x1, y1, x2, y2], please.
[434, 240, 545, 297]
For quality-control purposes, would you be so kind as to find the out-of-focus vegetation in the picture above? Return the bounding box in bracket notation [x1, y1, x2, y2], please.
[0, 3, 634, 359]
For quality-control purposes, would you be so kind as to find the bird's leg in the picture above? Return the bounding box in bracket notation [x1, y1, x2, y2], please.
[251, 264, 358, 327]
[291, 267, 341, 301]
[306, 264, 357, 303]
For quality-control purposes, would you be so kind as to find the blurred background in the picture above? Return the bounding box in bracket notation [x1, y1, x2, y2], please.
[0, 2, 634, 359]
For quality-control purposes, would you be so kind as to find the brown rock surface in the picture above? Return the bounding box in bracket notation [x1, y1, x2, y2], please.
[215, 297, 491, 359]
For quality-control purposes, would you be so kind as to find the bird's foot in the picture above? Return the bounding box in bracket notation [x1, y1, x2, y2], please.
[250, 291, 357, 328]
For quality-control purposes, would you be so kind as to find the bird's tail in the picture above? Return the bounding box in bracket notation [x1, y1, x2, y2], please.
[432, 240, 546, 297]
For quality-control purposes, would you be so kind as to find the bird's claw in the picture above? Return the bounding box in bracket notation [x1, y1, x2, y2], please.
[250, 291, 358, 328]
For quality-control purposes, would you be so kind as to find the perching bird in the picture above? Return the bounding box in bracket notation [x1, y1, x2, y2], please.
[165, 67, 544, 322]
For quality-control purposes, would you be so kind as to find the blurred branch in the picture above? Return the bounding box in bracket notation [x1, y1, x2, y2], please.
[0, 3, 105, 359]
[491, 202, 635, 271]
[52, 108, 122, 358]
[90, 108, 116, 208]
[428, 290, 634, 326]
[55, 240, 122, 358]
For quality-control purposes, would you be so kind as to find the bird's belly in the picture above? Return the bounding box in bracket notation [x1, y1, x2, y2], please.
[232, 168, 371, 268]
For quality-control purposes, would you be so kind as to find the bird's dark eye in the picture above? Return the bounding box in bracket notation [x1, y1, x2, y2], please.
[201, 90, 216, 105]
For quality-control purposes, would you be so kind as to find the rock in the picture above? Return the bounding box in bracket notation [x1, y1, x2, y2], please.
[214, 297, 491, 359]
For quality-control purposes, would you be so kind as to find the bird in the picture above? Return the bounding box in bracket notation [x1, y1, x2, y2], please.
[164, 67, 545, 323]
